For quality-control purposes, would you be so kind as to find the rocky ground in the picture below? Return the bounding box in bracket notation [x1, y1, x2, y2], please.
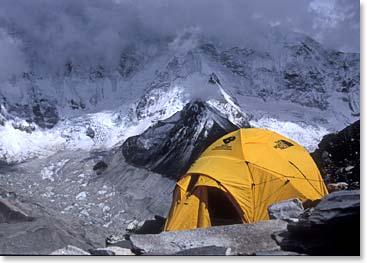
[48, 190, 360, 256]
[0, 119, 360, 255]
[0, 148, 174, 239]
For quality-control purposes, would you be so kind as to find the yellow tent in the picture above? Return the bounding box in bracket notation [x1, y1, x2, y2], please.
[164, 128, 328, 231]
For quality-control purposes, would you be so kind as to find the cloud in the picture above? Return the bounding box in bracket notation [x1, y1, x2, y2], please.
[0, 0, 360, 79]
[0, 30, 28, 81]
[308, 0, 360, 52]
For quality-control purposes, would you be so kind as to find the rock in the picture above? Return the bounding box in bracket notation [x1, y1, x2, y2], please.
[305, 190, 359, 225]
[89, 246, 135, 256]
[93, 161, 108, 174]
[76, 191, 87, 201]
[102, 205, 110, 213]
[31, 99, 59, 129]
[126, 219, 139, 232]
[105, 234, 134, 249]
[278, 190, 360, 255]
[311, 120, 360, 189]
[208, 73, 221, 85]
[122, 100, 245, 179]
[327, 182, 348, 192]
[0, 198, 33, 223]
[89, 248, 115, 256]
[11, 121, 36, 134]
[130, 220, 287, 255]
[107, 240, 133, 250]
[106, 246, 135, 255]
[253, 250, 305, 256]
[86, 127, 95, 139]
[0, 191, 107, 255]
[172, 246, 229, 256]
[268, 198, 304, 221]
[51, 245, 90, 255]
[133, 215, 166, 234]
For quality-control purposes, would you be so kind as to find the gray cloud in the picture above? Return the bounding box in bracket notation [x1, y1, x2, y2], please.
[0, 0, 360, 79]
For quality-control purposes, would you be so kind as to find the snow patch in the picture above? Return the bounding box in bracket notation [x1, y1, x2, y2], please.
[76, 191, 87, 201]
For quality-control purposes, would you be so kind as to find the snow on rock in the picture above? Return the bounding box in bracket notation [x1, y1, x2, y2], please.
[76, 192, 87, 201]
[122, 100, 243, 179]
[0, 30, 359, 163]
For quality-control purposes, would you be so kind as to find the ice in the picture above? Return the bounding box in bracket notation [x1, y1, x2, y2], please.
[76, 191, 87, 201]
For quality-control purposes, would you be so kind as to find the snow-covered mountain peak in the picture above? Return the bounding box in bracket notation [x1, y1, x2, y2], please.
[0, 29, 360, 163]
[121, 99, 245, 179]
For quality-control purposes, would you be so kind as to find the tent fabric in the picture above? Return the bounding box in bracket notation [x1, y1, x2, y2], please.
[164, 128, 328, 231]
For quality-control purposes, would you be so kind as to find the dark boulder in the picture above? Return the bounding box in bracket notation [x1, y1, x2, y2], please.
[122, 100, 244, 179]
[277, 190, 360, 255]
[93, 161, 108, 174]
[86, 127, 95, 139]
[311, 120, 360, 189]
[130, 215, 166, 235]
[89, 248, 115, 256]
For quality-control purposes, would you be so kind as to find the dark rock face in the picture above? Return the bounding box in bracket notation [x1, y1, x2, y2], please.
[311, 120, 360, 189]
[31, 99, 59, 129]
[277, 190, 360, 256]
[6, 99, 59, 129]
[122, 100, 242, 179]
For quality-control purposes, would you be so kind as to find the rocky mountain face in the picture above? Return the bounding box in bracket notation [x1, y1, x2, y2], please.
[0, 30, 360, 164]
[311, 120, 360, 189]
[0, 30, 359, 127]
[122, 100, 246, 179]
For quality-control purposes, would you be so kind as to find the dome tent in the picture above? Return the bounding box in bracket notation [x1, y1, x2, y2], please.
[164, 128, 328, 231]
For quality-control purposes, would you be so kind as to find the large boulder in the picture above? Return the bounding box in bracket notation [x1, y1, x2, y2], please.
[311, 120, 360, 189]
[277, 190, 360, 255]
[130, 220, 287, 255]
[122, 100, 245, 179]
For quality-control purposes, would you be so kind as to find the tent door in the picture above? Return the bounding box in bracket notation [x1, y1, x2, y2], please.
[206, 186, 243, 226]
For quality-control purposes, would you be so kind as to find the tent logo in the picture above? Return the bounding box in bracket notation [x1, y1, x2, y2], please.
[223, 136, 236, 144]
[274, 140, 294, 149]
[212, 136, 236, 151]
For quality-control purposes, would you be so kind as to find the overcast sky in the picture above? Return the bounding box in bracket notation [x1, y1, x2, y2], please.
[0, 0, 360, 79]
[132, 0, 360, 52]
